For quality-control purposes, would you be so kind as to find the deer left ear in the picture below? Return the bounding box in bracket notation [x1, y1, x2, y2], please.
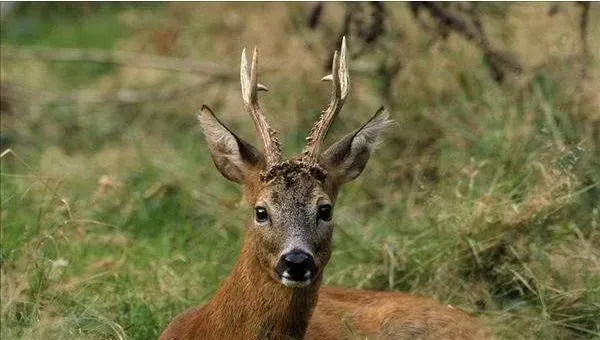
[197, 105, 263, 184]
[321, 107, 390, 185]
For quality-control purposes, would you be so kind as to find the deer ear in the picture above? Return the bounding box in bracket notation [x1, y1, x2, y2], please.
[322, 107, 390, 185]
[197, 105, 263, 184]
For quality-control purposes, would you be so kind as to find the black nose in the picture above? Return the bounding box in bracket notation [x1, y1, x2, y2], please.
[276, 250, 317, 282]
[284, 251, 310, 265]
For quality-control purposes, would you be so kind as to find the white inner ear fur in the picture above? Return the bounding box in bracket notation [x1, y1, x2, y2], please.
[350, 111, 391, 152]
[198, 114, 239, 154]
[341, 111, 392, 177]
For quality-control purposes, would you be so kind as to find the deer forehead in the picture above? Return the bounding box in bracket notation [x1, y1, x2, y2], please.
[259, 169, 326, 209]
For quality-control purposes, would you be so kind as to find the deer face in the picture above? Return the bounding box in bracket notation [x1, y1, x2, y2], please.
[248, 163, 334, 288]
[197, 37, 390, 288]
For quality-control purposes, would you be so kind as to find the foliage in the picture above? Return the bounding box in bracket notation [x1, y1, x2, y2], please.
[1, 3, 599, 339]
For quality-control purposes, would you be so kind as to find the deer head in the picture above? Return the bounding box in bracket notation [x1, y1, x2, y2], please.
[197, 37, 390, 289]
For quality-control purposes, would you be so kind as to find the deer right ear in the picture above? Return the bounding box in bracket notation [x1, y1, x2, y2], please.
[197, 105, 264, 183]
[321, 107, 390, 185]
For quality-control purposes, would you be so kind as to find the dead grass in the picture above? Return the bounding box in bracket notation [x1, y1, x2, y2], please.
[1, 3, 599, 339]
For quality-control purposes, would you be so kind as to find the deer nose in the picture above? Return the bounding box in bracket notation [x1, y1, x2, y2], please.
[276, 250, 317, 286]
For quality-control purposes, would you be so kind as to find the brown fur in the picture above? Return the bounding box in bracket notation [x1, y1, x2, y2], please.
[161, 48, 493, 338]
[160, 238, 321, 340]
[160, 157, 493, 340]
[161, 264, 493, 340]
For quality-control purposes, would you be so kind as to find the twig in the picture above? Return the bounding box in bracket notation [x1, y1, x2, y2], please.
[307, 2, 323, 29]
[418, 2, 486, 48]
[578, 2, 590, 60]
[577, 2, 591, 80]
[38, 84, 211, 105]
[415, 2, 523, 82]
[1, 45, 237, 80]
[2, 75, 213, 109]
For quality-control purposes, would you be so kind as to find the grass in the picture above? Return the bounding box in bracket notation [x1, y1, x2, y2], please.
[1, 3, 599, 339]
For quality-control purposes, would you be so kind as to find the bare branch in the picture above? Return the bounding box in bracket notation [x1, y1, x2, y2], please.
[1, 45, 237, 80]
[419, 2, 486, 47]
[578, 2, 591, 66]
[416, 2, 523, 82]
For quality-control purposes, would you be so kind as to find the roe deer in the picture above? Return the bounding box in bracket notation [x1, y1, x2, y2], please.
[160, 38, 494, 340]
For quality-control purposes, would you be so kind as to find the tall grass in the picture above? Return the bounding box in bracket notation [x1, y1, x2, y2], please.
[1, 3, 599, 339]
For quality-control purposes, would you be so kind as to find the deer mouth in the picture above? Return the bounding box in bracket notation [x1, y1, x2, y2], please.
[280, 270, 313, 288]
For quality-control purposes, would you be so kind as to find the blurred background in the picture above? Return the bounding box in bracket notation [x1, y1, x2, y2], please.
[1, 2, 599, 339]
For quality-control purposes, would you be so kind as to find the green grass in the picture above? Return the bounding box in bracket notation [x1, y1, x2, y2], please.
[1, 3, 136, 89]
[1, 3, 599, 339]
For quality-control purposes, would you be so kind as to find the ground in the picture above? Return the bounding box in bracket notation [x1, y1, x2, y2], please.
[1, 3, 599, 339]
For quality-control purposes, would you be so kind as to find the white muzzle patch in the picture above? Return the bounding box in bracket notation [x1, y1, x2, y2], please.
[281, 271, 312, 288]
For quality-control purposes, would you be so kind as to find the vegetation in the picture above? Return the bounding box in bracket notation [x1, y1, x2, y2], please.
[1, 3, 599, 339]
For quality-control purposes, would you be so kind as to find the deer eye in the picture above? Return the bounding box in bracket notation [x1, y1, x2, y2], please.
[318, 204, 332, 222]
[255, 207, 269, 223]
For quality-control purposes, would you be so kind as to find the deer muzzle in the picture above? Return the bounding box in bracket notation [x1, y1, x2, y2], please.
[275, 249, 317, 288]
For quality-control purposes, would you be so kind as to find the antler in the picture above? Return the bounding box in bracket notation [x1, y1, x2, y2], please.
[302, 36, 350, 162]
[241, 47, 282, 166]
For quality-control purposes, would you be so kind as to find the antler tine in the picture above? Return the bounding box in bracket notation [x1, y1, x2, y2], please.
[303, 36, 350, 161]
[240, 47, 282, 166]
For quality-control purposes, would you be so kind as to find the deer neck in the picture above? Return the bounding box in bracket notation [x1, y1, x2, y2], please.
[203, 239, 322, 340]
